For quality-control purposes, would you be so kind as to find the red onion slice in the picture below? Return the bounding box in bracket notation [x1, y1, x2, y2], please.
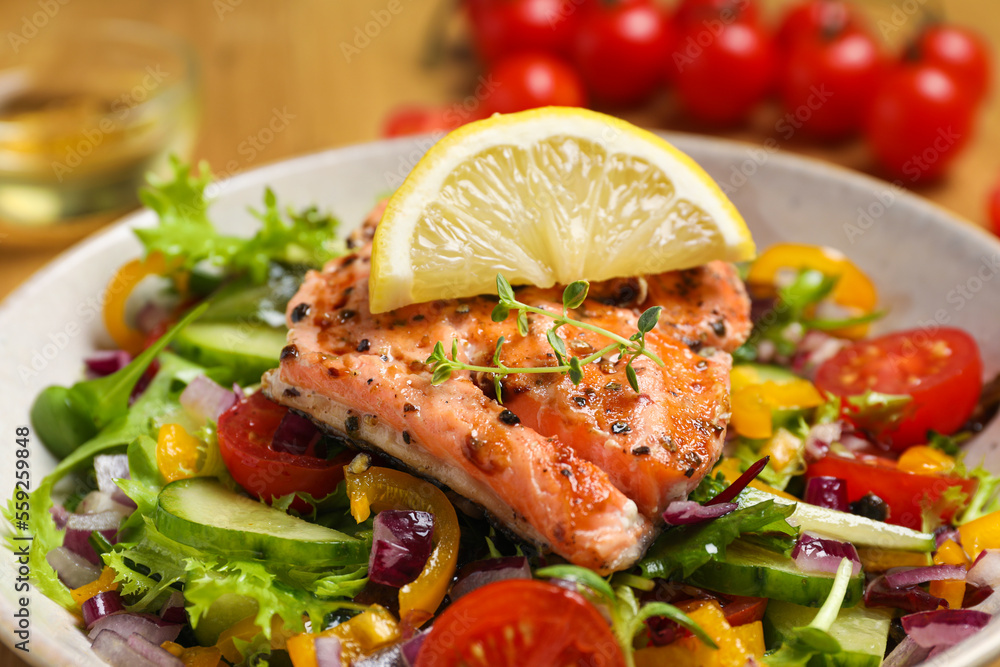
[158, 591, 187, 625]
[901, 609, 990, 649]
[180, 374, 237, 423]
[968, 549, 1000, 588]
[76, 491, 134, 518]
[271, 410, 323, 456]
[964, 584, 994, 608]
[369, 510, 435, 588]
[451, 556, 531, 600]
[94, 454, 136, 508]
[882, 636, 930, 667]
[127, 633, 184, 667]
[884, 565, 967, 589]
[88, 613, 181, 646]
[663, 500, 737, 526]
[401, 631, 427, 666]
[46, 546, 101, 589]
[803, 476, 848, 512]
[82, 590, 126, 628]
[91, 630, 157, 667]
[314, 635, 342, 667]
[65, 511, 122, 564]
[707, 456, 769, 505]
[85, 351, 133, 378]
[50, 505, 69, 529]
[865, 574, 947, 613]
[792, 534, 861, 576]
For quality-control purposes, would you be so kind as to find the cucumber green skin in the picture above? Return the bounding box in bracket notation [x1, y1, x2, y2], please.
[155, 479, 368, 566]
[172, 322, 287, 385]
[802, 652, 881, 667]
[683, 543, 864, 608]
[738, 487, 935, 552]
[736, 363, 801, 384]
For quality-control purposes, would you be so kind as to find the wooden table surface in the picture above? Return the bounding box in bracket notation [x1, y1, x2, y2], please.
[1, 1, 998, 665]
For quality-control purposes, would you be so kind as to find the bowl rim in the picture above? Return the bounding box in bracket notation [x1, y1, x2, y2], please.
[3, 131, 1000, 667]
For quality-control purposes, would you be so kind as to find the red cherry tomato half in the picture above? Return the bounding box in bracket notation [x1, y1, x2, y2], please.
[674, 0, 761, 31]
[913, 24, 991, 103]
[415, 579, 626, 666]
[673, 20, 775, 125]
[573, 1, 673, 106]
[217, 392, 353, 502]
[467, 0, 581, 64]
[864, 64, 975, 182]
[814, 327, 983, 449]
[483, 52, 587, 114]
[774, 0, 864, 51]
[806, 454, 977, 530]
[780, 28, 885, 140]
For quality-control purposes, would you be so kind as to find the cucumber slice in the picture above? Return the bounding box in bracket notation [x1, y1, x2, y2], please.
[739, 486, 935, 552]
[155, 478, 367, 566]
[172, 322, 287, 384]
[684, 540, 864, 608]
[764, 599, 892, 666]
[734, 363, 801, 384]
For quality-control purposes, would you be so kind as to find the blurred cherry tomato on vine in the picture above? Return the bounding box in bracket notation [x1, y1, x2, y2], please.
[382, 105, 476, 137]
[674, 0, 761, 30]
[572, 0, 673, 106]
[673, 20, 775, 125]
[865, 64, 975, 182]
[482, 52, 587, 114]
[779, 27, 885, 140]
[775, 0, 864, 51]
[466, 0, 581, 64]
[911, 24, 991, 103]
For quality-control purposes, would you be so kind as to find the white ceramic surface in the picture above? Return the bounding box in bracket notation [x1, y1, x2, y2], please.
[2, 133, 1000, 666]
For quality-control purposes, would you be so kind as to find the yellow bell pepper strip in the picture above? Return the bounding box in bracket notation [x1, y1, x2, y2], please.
[898, 445, 956, 475]
[286, 633, 318, 667]
[180, 646, 223, 667]
[747, 243, 878, 339]
[215, 615, 292, 664]
[730, 380, 824, 440]
[634, 600, 765, 667]
[717, 458, 798, 501]
[161, 641, 184, 657]
[287, 605, 401, 667]
[157, 423, 203, 483]
[345, 455, 460, 630]
[856, 548, 930, 572]
[102, 252, 175, 355]
[215, 615, 260, 664]
[70, 566, 119, 605]
[959, 512, 1000, 560]
[936, 539, 971, 568]
[930, 538, 969, 609]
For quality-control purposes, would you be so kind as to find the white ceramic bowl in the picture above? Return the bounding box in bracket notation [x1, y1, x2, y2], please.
[2, 134, 1000, 666]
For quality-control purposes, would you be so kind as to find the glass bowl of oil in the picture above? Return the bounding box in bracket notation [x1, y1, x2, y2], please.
[0, 19, 199, 247]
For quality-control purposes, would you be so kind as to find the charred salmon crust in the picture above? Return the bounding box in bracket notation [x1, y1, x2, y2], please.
[263, 205, 750, 572]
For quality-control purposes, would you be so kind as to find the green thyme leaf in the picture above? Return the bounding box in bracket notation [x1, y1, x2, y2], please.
[637, 306, 662, 334]
[563, 281, 589, 310]
[496, 273, 515, 303]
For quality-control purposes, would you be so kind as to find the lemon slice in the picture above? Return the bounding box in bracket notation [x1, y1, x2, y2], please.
[369, 107, 755, 313]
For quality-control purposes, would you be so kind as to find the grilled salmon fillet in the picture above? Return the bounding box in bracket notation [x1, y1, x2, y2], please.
[262, 206, 751, 573]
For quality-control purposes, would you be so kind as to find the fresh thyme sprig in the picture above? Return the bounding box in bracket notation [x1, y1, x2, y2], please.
[426, 274, 664, 402]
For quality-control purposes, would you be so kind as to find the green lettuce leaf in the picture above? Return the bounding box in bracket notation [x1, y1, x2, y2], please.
[135, 158, 343, 281]
[639, 499, 797, 579]
[4, 352, 205, 609]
